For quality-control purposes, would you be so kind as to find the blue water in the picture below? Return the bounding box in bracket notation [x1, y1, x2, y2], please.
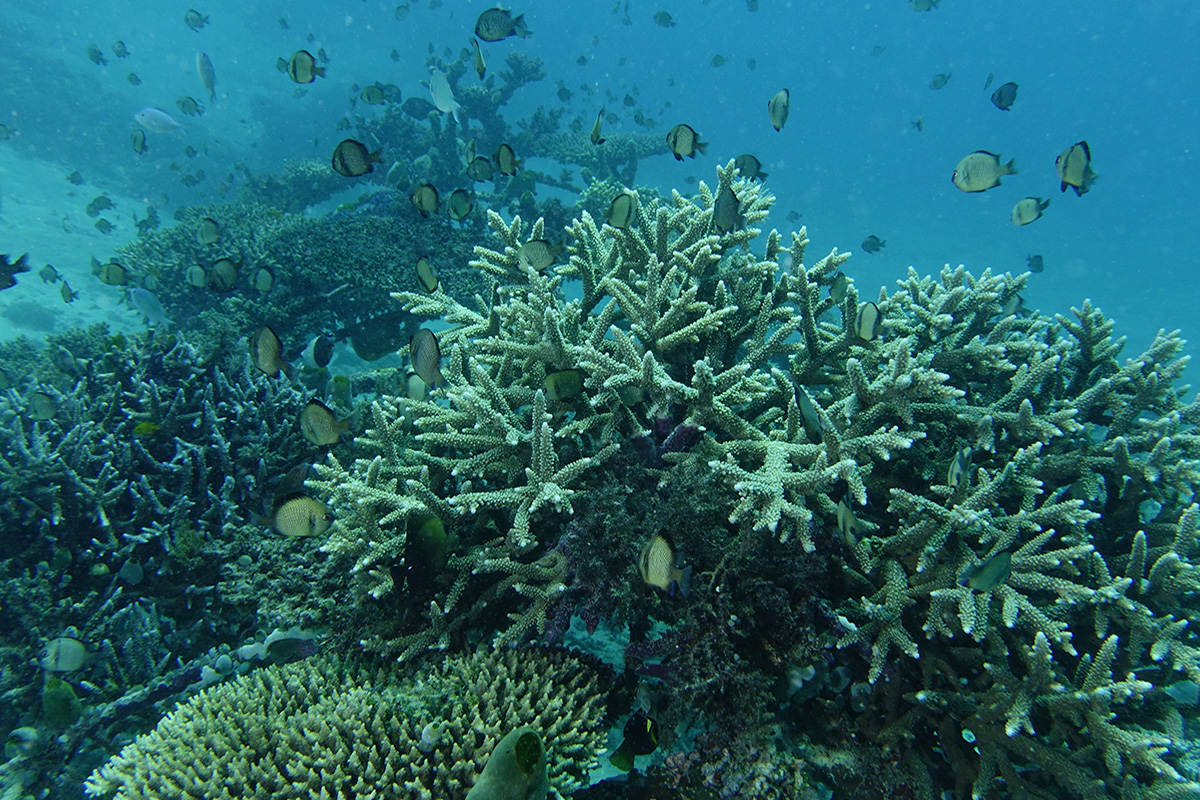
[3, 1, 1200, 798]
[3, 0, 1198, 352]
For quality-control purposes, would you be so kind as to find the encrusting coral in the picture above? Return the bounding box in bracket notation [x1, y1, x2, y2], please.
[84, 645, 611, 800]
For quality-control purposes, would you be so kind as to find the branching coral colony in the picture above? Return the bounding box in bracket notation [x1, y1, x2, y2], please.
[313, 159, 1200, 799]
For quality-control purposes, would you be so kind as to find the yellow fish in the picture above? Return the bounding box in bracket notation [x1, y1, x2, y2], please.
[269, 494, 333, 537]
[638, 534, 691, 596]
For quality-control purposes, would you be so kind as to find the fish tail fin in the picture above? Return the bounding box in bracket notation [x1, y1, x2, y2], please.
[608, 743, 634, 772]
[513, 14, 531, 37]
[696, 140, 708, 156]
[315, 66, 327, 79]
[675, 565, 693, 598]
[760, 170, 769, 180]
[1005, 158, 1017, 174]
[281, 362, 295, 381]
[596, 137, 606, 145]
[1038, 198, 1051, 212]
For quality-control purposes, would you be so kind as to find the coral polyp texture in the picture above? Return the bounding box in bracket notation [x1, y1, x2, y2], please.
[308, 160, 1200, 799]
[84, 646, 610, 800]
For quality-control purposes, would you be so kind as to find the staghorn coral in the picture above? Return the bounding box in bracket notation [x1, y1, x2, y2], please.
[84, 645, 611, 800]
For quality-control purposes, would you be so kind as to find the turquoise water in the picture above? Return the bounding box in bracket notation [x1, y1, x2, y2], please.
[2, 2, 1199, 798]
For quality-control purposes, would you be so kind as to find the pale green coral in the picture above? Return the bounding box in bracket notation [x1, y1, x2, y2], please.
[84, 646, 609, 800]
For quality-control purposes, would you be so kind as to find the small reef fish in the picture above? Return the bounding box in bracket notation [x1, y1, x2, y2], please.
[401, 97, 437, 119]
[197, 216, 221, 245]
[517, 240, 563, 272]
[607, 190, 636, 228]
[410, 328, 444, 390]
[947, 446, 973, 489]
[638, 533, 691, 596]
[608, 709, 660, 772]
[713, 186, 740, 234]
[952, 151, 1016, 193]
[430, 71, 461, 123]
[411, 183, 440, 217]
[196, 51, 217, 103]
[830, 272, 850, 304]
[275, 56, 288, 73]
[795, 385, 824, 444]
[185, 264, 207, 287]
[331, 139, 382, 177]
[66, 170, 83, 185]
[474, 8, 531, 41]
[127, 73, 141, 85]
[131, 130, 148, 155]
[543, 369, 585, 401]
[269, 494, 333, 537]
[85, 195, 115, 217]
[31, 391, 57, 420]
[990, 82, 1018, 111]
[466, 156, 494, 181]
[251, 326, 293, 379]
[252, 267, 274, 293]
[416, 257, 439, 293]
[959, 551, 1012, 591]
[666, 123, 706, 161]
[1010, 197, 1050, 226]
[135, 107, 183, 133]
[0, 253, 31, 290]
[60, 281, 79, 303]
[733, 153, 767, 182]
[87, 44, 107, 66]
[653, 11, 675, 27]
[207, 257, 238, 292]
[94, 219, 114, 234]
[984, 72, 995, 90]
[97, 261, 129, 286]
[39, 264, 61, 284]
[591, 106, 607, 145]
[287, 50, 326, 83]
[176, 96, 204, 117]
[130, 288, 172, 327]
[112, 40, 130, 58]
[301, 334, 334, 369]
[908, 0, 939, 9]
[360, 85, 386, 105]
[299, 399, 351, 446]
[1001, 294, 1028, 317]
[836, 493, 862, 546]
[861, 235, 885, 253]
[492, 143, 521, 176]
[184, 9, 209, 31]
[40, 637, 89, 672]
[447, 188, 473, 221]
[929, 72, 951, 90]
[470, 37, 486, 79]
[1056, 140, 1096, 196]
[768, 89, 789, 132]
[404, 370, 427, 401]
[855, 302, 883, 341]
[1027, 254, 1044, 274]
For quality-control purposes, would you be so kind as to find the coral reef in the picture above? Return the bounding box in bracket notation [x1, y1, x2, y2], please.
[84, 646, 611, 800]
[311, 157, 1200, 799]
